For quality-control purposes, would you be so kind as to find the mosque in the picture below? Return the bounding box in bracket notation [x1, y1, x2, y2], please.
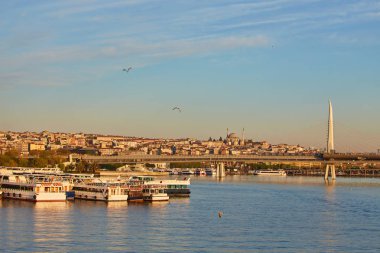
[225, 128, 245, 146]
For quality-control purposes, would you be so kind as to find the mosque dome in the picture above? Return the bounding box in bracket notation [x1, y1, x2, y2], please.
[227, 133, 239, 139]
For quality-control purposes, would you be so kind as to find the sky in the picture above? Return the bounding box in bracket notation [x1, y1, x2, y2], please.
[0, 0, 380, 152]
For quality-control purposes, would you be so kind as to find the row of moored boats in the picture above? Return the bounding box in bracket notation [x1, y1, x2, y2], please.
[0, 168, 190, 202]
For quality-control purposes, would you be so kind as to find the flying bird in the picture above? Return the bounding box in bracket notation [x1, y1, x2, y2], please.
[123, 67, 132, 72]
[172, 107, 182, 113]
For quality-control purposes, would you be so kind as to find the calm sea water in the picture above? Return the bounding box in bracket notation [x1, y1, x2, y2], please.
[1, 176, 380, 253]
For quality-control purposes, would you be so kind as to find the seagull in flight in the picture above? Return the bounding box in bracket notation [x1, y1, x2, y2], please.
[123, 67, 132, 72]
[172, 107, 182, 112]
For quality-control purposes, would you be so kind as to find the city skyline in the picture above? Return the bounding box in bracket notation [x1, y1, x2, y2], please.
[1, 1, 379, 152]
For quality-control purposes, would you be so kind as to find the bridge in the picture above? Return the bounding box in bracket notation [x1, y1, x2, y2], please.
[72, 153, 380, 166]
[72, 154, 320, 164]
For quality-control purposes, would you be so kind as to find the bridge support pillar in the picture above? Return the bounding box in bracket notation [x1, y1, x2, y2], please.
[325, 164, 336, 181]
[216, 163, 225, 178]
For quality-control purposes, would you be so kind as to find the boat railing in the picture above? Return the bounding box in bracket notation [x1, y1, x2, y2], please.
[143, 184, 166, 189]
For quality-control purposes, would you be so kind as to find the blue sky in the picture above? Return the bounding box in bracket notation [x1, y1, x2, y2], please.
[0, 0, 380, 152]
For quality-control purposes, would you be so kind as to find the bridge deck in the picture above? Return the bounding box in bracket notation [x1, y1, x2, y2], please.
[71, 154, 380, 166]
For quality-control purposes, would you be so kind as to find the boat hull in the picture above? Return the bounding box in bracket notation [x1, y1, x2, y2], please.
[1, 191, 66, 202]
[66, 191, 75, 200]
[165, 189, 191, 197]
[128, 191, 143, 201]
[74, 190, 128, 202]
[143, 194, 169, 201]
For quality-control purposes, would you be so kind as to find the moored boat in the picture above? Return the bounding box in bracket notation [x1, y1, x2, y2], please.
[73, 179, 129, 202]
[180, 169, 194, 175]
[130, 176, 191, 197]
[195, 169, 206, 175]
[142, 185, 169, 201]
[0, 174, 68, 202]
[125, 177, 144, 201]
[254, 170, 287, 176]
[205, 168, 216, 176]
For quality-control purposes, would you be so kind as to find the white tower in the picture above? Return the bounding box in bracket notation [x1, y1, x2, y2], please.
[325, 100, 336, 180]
[327, 100, 335, 153]
[241, 128, 245, 145]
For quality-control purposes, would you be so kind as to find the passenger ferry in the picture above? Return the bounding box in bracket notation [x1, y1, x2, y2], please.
[130, 176, 191, 197]
[254, 170, 287, 176]
[142, 185, 169, 201]
[0, 174, 68, 202]
[73, 179, 129, 202]
[125, 177, 144, 201]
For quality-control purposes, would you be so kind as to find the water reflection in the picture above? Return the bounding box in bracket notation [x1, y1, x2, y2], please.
[319, 179, 339, 250]
[32, 202, 72, 251]
[169, 197, 190, 205]
[105, 201, 129, 209]
[33, 201, 70, 209]
[147, 201, 169, 207]
[216, 177, 225, 183]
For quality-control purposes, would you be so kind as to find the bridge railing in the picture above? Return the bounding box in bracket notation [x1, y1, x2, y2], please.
[323, 153, 380, 161]
[72, 154, 320, 162]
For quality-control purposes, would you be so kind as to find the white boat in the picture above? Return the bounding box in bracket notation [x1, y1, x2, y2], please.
[180, 169, 194, 175]
[169, 170, 179, 175]
[73, 179, 129, 202]
[142, 185, 169, 201]
[205, 168, 216, 176]
[147, 178, 191, 197]
[254, 170, 287, 176]
[131, 176, 191, 197]
[0, 174, 68, 202]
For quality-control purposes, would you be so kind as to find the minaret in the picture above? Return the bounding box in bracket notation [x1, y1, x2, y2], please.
[241, 128, 245, 145]
[327, 100, 334, 153]
[226, 128, 229, 138]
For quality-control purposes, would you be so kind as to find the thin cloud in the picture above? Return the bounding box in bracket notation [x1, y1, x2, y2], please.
[1, 35, 269, 67]
[0, 34, 269, 88]
[191, 0, 380, 38]
[43, 0, 147, 17]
